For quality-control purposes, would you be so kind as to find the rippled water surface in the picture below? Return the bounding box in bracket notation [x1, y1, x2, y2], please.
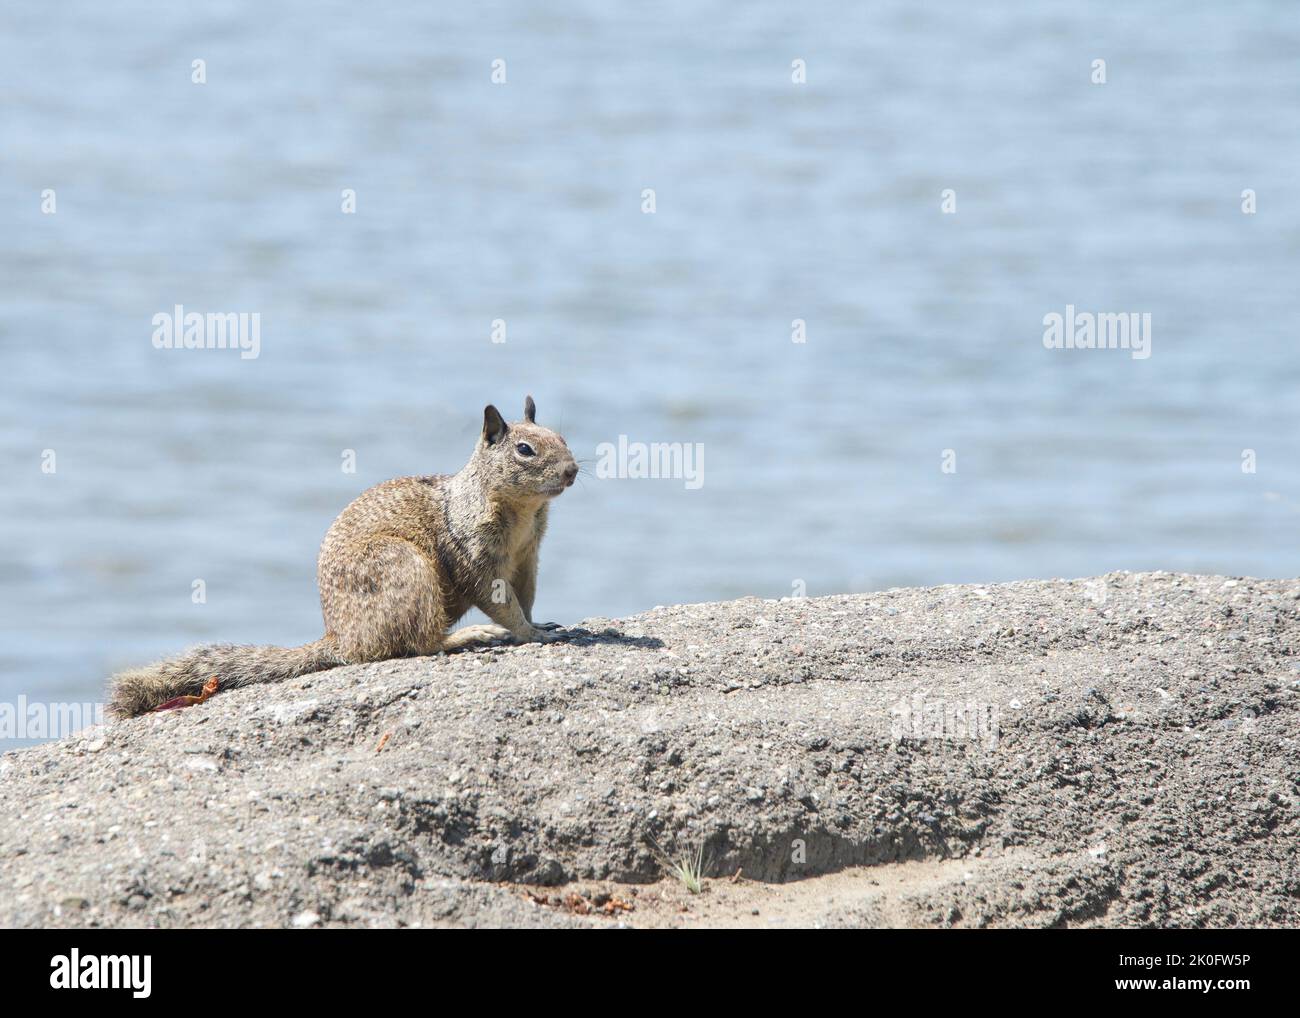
[2, 1, 1298, 716]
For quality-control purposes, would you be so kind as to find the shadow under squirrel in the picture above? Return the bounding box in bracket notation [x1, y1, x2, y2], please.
[108, 396, 579, 718]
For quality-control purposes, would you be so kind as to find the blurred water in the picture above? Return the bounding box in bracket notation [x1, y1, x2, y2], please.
[2, 1, 1298, 719]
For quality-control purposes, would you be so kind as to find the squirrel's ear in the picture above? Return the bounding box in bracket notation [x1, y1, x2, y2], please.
[523, 395, 536, 423]
[482, 405, 508, 445]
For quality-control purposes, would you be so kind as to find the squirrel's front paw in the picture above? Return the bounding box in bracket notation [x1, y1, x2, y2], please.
[518, 625, 565, 644]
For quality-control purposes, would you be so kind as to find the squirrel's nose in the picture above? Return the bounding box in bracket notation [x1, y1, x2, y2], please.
[563, 463, 578, 486]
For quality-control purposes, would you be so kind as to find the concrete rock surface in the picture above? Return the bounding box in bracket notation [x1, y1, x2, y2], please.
[2, 572, 1297, 928]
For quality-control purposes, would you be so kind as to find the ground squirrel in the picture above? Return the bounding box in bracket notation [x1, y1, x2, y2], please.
[108, 397, 578, 718]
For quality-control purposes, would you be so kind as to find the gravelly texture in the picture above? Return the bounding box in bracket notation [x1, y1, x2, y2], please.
[2, 571, 1298, 928]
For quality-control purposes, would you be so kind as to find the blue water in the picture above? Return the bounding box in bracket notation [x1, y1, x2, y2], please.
[2, 1, 1298, 721]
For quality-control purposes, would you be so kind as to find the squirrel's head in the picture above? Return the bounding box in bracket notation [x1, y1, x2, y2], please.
[476, 396, 578, 501]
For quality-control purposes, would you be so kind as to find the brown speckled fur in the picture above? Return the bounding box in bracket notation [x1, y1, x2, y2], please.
[108, 397, 578, 718]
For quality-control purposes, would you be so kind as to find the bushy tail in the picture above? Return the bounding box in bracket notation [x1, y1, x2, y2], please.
[107, 638, 344, 719]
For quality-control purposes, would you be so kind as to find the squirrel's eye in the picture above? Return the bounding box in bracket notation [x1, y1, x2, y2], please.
[515, 442, 535, 457]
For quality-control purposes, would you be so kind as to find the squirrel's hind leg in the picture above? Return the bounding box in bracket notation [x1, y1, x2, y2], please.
[441, 623, 512, 652]
[325, 536, 447, 660]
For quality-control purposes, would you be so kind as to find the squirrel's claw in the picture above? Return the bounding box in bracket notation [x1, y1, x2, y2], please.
[519, 626, 565, 644]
